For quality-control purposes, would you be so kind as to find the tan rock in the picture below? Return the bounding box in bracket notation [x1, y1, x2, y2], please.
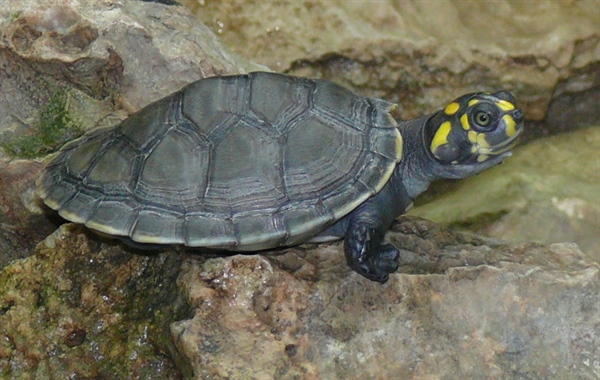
[183, 0, 600, 122]
[172, 217, 599, 379]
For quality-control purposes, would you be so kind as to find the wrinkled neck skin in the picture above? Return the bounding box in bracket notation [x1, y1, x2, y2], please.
[396, 115, 509, 200]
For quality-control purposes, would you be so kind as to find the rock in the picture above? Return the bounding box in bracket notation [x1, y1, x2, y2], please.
[0, 224, 190, 379]
[410, 126, 600, 263]
[183, 0, 600, 128]
[0, 158, 49, 270]
[0, 0, 262, 157]
[172, 217, 599, 379]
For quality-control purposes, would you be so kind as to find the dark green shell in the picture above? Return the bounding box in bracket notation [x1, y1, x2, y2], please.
[37, 72, 402, 250]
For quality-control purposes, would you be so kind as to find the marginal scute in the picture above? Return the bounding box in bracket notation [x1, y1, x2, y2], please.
[183, 215, 236, 247]
[41, 179, 76, 210]
[59, 190, 100, 224]
[37, 72, 401, 250]
[86, 199, 138, 236]
[132, 209, 184, 244]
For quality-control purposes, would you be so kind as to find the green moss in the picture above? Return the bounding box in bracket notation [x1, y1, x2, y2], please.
[2, 90, 83, 159]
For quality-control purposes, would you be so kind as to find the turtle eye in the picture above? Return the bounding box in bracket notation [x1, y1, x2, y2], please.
[469, 103, 498, 131]
[475, 111, 490, 127]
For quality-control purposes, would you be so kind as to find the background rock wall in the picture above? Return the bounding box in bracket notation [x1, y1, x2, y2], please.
[185, 0, 600, 132]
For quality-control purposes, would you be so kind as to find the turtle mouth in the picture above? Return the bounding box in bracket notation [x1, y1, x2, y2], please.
[478, 127, 523, 156]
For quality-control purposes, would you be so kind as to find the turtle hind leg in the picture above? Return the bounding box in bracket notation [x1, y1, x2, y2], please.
[343, 224, 399, 283]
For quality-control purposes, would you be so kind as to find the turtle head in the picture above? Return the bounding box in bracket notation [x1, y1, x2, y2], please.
[423, 90, 524, 178]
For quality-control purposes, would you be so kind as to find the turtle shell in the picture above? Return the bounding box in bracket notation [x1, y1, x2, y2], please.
[37, 72, 402, 250]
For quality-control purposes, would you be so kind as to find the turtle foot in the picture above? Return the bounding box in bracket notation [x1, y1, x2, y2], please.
[344, 227, 399, 283]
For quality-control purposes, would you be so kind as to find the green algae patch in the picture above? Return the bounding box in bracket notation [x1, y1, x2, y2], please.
[2, 90, 83, 159]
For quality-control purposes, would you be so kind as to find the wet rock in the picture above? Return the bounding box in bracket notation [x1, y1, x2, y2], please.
[183, 0, 600, 129]
[0, 224, 190, 379]
[410, 126, 600, 263]
[172, 217, 599, 379]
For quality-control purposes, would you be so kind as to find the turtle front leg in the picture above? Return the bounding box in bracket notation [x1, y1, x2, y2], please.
[344, 222, 399, 283]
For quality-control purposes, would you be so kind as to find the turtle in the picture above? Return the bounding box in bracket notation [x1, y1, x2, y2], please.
[37, 71, 524, 283]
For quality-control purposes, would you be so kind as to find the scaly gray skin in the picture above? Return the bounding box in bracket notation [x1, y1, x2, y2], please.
[322, 115, 517, 283]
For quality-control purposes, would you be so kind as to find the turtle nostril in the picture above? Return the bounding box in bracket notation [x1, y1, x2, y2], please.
[512, 109, 524, 121]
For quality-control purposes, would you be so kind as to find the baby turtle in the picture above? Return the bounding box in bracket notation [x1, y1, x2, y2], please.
[37, 72, 524, 283]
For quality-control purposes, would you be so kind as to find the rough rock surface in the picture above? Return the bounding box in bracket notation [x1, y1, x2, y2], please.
[0, 224, 190, 379]
[172, 217, 600, 380]
[0, 159, 47, 269]
[184, 0, 600, 130]
[411, 126, 600, 263]
[0, 0, 262, 154]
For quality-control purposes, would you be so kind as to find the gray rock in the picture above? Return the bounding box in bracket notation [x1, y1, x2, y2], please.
[172, 217, 599, 379]
[0, 158, 48, 269]
[0, 0, 263, 155]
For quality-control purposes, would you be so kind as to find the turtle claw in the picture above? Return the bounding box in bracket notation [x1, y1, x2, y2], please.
[374, 244, 400, 273]
[344, 227, 399, 283]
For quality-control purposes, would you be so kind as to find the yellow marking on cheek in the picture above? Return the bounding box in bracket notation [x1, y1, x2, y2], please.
[477, 154, 489, 162]
[431, 121, 452, 153]
[468, 99, 480, 107]
[476, 133, 491, 148]
[496, 99, 515, 111]
[468, 130, 478, 143]
[503, 114, 517, 137]
[460, 114, 470, 130]
[444, 102, 460, 115]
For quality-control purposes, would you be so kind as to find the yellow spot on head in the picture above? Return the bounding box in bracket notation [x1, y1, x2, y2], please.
[468, 130, 477, 143]
[468, 99, 480, 107]
[476, 133, 491, 148]
[503, 114, 517, 137]
[431, 121, 452, 154]
[460, 114, 470, 130]
[496, 99, 515, 111]
[444, 102, 460, 115]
